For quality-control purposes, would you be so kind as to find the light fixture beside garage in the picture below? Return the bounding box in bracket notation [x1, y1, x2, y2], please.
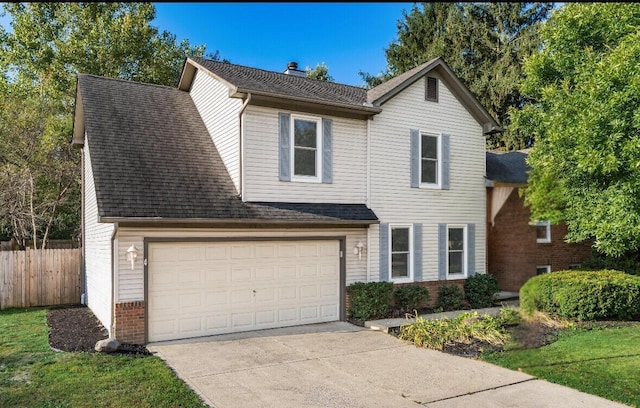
[126, 245, 138, 270]
[353, 240, 365, 261]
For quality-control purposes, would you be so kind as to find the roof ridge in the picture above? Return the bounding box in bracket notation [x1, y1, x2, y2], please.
[191, 57, 367, 90]
[77, 73, 181, 91]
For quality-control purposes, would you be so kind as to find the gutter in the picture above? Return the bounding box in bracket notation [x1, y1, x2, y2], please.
[238, 93, 252, 199]
[98, 216, 379, 226]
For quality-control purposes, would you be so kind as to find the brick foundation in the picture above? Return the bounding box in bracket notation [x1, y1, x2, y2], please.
[114, 301, 145, 344]
[488, 189, 593, 292]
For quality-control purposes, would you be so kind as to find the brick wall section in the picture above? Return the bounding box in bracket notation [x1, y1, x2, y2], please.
[114, 301, 145, 344]
[488, 189, 593, 292]
[345, 280, 465, 318]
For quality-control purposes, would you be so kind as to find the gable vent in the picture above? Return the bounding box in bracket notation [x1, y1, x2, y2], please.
[426, 76, 438, 102]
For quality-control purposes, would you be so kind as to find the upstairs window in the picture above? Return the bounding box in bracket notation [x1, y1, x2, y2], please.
[425, 76, 438, 102]
[293, 117, 320, 178]
[536, 221, 551, 243]
[421, 133, 439, 185]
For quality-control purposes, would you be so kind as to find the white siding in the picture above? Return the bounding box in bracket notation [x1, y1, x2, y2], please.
[369, 73, 486, 280]
[83, 138, 114, 334]
[114, 227, 368, 302]
[189, 69, 242, 193]
[243, 106, 367, 203]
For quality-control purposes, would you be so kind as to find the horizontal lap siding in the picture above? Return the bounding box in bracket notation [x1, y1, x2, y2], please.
[189, 70, 242, 192]
[243, 106, 367, 203]
[370, 73, 486, 279]
[115, 228, 368, 302]
[84, 140, 114, 333]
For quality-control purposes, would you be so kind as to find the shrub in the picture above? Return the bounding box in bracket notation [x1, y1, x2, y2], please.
[347, 281, 394, 321]
[393, 285, 430, 312]
[437, 284, 464, 311]
[398, 311, 508, 350]
[520, 270, 640, 321]
[464, 274, 499, 309]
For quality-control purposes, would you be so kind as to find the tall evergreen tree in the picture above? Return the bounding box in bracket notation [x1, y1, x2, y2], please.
[361, 2, 553, 149]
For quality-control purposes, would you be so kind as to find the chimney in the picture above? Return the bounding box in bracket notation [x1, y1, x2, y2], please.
[283, 61, 306, 77]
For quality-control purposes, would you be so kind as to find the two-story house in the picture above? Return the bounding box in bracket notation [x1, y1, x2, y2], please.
[72, 57, 499, 344]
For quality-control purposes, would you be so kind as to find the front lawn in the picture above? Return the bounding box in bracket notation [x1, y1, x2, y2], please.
[482, 323, 640, 407]
[0, 308, 206, 408]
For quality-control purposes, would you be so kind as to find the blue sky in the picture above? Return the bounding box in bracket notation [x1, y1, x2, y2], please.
[0, 3, 415, 86]
[153, 2, 415, 86]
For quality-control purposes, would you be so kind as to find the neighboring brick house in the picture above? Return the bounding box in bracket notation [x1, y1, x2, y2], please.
[486, 150, 593, 292]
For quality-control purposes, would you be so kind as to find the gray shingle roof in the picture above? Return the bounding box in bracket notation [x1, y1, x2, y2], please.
[77, 74, 377, 224]
[190, 58, 372, 109]
[486, 150, 530, 184]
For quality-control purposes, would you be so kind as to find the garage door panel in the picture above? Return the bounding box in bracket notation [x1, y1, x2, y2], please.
[148, 240, 341, 342]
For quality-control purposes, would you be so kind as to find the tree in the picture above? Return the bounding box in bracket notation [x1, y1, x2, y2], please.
[517, 3, 640, 256]
[360, 2, 553, 149]
[0, 3, 209, 248]
[306, 62, 334, 81]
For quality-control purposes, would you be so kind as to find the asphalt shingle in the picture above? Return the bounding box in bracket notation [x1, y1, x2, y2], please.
[485, 150, 530, 184]
[77, 74, 377, 223]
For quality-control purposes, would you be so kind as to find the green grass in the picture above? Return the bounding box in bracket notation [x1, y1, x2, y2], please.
[0, 308, 207, 408]
[482, 324, 640, 407]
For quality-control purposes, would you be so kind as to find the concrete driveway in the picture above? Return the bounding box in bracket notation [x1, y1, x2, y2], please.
[148, 322, 628, 408]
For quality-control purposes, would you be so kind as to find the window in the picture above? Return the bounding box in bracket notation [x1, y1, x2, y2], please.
[447, 226, 466, 276]
[421, 133, 439, 185]
[425, 76, 438, 102]
[536, 265, 551, 275]
[536, 221, 551, 243]
[292, 115, 321, 180]
[390, 225, 412, 282]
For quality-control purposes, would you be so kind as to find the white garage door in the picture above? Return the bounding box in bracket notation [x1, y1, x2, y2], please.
[147, 240, 341, 342]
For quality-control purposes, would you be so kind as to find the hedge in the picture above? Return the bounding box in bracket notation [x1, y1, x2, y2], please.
[520, 270, 640, 320]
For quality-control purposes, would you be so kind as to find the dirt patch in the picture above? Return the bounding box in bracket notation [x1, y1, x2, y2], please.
[47, 305, 151, 356]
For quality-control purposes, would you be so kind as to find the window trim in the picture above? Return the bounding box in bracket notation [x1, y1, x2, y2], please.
[446, 225, 467, 278]
[536, 265, 551, 275]
[535, 221, 551, 243]
[290, 114, 323, 183]
[419, 131, 442, 189]
[389, 224, 414, 283]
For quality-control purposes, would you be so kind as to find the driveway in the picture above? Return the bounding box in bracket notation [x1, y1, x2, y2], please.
[148, 322, 628, 408]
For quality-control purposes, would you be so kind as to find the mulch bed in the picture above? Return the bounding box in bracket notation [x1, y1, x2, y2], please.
[47, 305, 152, 356]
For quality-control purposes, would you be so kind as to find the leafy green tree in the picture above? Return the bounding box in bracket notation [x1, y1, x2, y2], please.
[306, 62, 334, 82]
[518, 3, 640, 256]
[361, 2, 553, 149]
[0, 3, 209, 247]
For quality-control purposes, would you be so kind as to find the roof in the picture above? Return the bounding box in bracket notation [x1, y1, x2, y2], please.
[181, 57, 380, 116]
[486, 149, 530, 185]
[367, 57, 501, 134]
[73, 74, 377, 225]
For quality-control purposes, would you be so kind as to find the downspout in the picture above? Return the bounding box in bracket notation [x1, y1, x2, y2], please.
[110, 223, 118, 337]
[80, 137, 86, 305]
[238, 93, 252, 199]
[366, 118, 372, 282]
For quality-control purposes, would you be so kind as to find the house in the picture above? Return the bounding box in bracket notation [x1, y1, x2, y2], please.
[72, 57, 500, 344]
[485, 149, 592, 292]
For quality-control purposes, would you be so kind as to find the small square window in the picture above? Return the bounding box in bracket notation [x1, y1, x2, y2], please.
[425, 76, 438, 102]
[536, 221, 551, 243]
[536, 265, 551, 275]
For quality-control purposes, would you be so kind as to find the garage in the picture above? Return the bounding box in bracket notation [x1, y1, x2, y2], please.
[147, 239, 342, 342]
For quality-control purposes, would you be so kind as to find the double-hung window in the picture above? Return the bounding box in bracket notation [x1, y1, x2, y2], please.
[447, 226, 466, 276]
[292, 115, 321, 181]
[421, 133, 439, 185]
[390, 225, 413, 282]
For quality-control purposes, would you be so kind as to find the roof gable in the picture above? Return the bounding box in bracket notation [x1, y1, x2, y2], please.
[367, 58, 501, 134]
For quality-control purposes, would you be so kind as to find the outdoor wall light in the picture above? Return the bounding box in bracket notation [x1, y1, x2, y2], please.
[353, 240, 365, 261]
[127, 244, 138, 270]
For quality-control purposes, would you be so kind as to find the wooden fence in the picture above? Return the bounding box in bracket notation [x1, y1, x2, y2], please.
[0, 248, 82, 309]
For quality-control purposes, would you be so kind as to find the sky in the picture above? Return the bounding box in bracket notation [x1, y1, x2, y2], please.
[0, 3, 414, 86]
[152, 2, 414, 86]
